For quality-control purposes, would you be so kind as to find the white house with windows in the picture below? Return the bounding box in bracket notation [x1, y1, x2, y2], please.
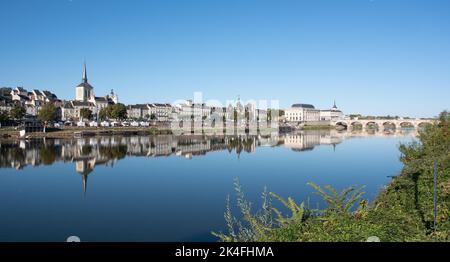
[320, 101, 344, 121]
[284, 103, 320, 122]
[148, 103, 172, 122]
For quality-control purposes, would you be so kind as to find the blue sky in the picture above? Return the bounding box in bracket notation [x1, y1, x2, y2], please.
[0, 0, 449, 117]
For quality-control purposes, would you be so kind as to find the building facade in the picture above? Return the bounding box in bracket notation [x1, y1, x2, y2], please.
[320, 101, 344, 121]
[285, 103, 320, 122]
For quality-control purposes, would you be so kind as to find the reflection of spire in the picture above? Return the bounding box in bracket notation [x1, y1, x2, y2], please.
[82, 173, 88, 196]
[332, 143, 336, 152]
[75, 159, 94, 196]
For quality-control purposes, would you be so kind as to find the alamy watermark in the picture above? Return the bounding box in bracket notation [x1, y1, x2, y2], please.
[168, 92, 280, 135]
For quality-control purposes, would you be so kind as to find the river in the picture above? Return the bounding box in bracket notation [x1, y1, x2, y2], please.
[0, 129, 417, 241]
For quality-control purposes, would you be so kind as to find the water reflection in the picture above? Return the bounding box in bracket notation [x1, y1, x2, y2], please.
[0, 128, 418, 170]
[0, 128, 418, 241]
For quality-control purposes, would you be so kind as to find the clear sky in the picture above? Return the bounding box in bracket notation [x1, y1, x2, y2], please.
[0, 0, 449, 117]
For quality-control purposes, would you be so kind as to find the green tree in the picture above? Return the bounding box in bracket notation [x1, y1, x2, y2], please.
[38, 102, 57, 132]
[98, 106, 111, 120]
[150, 113, 157, 121]
[80, 108, 92, 121]
[98, 104, 127, 120]
[267, 109, 272, 122]
[244, 110, 250, 122]
[0, 110, 9, 121]
[9, 105, 26, 120]
[111, 103, 127, 120]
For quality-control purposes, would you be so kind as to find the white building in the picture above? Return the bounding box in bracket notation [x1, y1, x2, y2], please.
[9, 87, 59, 117]
[75, 63, 94, 102]
[127, 104, 150, 120]
[148, 103, 172, 122]
[173, 100, 204, 122]
[320, 101, 344, 121]
[284, 103, 320, 122]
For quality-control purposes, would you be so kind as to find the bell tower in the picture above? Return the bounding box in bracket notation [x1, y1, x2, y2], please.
[75, 62, 94, 101]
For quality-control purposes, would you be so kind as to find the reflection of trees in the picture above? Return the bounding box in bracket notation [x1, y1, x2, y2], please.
[81, 145, 92, 155]
[225, 137, 255, 154]
[0, 145, 26, 166]
[99, 145, 127, 160]
[11, 148, 26, 163]
[40, 147, 57, 165]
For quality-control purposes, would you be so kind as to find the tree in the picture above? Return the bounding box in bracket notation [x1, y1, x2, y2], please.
[0, 110, 9, 121]
[80, 108, 92, 121]
[38, 102, 57, 132]
[99, 107, 111, 120]
[98, 103, 127, 120]
[150, 113, 157, 121]
[111, 103, 127, 120]
[244, 110, 250, 122]
[9, 105, 26, 120]
[267, 109, 272, 122]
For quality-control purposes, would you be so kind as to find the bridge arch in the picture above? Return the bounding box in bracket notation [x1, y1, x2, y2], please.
[399, 121, 415, 128]
[382, 121, 397, 130]
[365, 121, 379, 130]
[335, 121, 349, 130]
[349, 121, 363, 129]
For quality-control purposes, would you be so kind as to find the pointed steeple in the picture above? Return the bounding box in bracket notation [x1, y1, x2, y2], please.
[82, 62, 88, 83]
[332, 100, 337, 110]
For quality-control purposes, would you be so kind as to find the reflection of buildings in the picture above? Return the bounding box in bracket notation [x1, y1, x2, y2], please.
[74, 157, 110, 194]
[75, 159, 93, 195]
[0, 130, 417, 192]
[283, 130, 343, 151]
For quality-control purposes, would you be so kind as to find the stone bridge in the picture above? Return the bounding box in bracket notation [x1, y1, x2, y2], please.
[331, 118, 435, 130]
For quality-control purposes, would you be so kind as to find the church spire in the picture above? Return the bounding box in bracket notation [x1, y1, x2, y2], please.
[82, 62, 88, 83]
[332, 100, 337, 109]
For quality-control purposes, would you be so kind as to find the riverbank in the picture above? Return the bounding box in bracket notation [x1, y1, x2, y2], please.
[301, 125, 333, 130]
[0, 127, 173, 140]
[0, 125, 279, 140]
[214, 111, 449, 242]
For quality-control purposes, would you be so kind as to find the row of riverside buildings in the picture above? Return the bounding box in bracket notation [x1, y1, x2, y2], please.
[1, 63, 118, 122]
[1, 63, 345, 123]
[284, 101, 344, 122]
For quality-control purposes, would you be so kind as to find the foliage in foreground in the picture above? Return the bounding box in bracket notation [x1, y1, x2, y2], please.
[213, 111, 450, 242]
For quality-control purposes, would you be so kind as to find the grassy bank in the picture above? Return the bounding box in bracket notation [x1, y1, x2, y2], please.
[301, 125, 333, 130]
[213, 111, 449, 242]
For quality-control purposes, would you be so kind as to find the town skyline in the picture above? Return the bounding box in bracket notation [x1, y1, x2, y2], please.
[1, 61, 444, 119]
[1, 0, 449, 118]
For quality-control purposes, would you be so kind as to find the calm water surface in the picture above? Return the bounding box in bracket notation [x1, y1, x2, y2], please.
[0, 130, 417, 241]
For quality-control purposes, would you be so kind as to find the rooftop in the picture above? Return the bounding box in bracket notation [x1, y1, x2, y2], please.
[292, 103, 315, 109]
[77, 82, 94, 89]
